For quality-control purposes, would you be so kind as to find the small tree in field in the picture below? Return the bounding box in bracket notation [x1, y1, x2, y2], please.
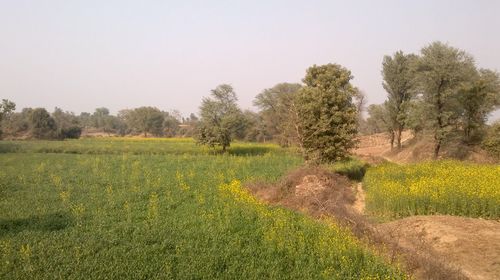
[196, 84, 242, 152]
[296, 64, 358, 163]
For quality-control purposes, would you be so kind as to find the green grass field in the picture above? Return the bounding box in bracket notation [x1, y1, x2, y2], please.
[0, 138, 405, 279]
[364, 160, 500, 219]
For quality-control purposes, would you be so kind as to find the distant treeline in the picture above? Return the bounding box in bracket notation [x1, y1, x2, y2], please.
[1, 41, 499, 161]
[0, 105, 199, 140]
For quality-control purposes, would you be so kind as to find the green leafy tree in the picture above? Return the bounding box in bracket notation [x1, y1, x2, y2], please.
[121, 107, 164, 137]
[254, 83, 302, 146]
[196, 84, 242, 152]
[458, 69, 500, 143]
[365, 103, 393, 136]
[405, 99, 428, 137]
[52, 107, 82, 139]
[382, 51, 418, 148]
[233, 110, 270, 142]
[78, 112, 92, 128]
[90, 108, 121, 134]
[353, 88, 367, 131]
[163, 112, 181, 137]
[0, 99, 16, 138]
[416, 42, 476, 158]
[30, 108, 57, 139]
[296, 64, 358, 162]
[91, 107, 110, 128]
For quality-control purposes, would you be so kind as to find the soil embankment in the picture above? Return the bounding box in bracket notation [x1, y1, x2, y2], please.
[248, 168, 500, 279]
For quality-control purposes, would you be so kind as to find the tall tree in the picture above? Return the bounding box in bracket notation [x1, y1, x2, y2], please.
[196, 84, 242, 152]
[458, 69, 500, 143]
[296, 64, 358, 162]
[254, 83, 302, 146]
[416, 42, 476, 158]
[382, 51, 418, 149]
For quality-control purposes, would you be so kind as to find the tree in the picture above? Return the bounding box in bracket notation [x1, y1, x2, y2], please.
[52, 107, 82, 139]
[365, 103, 393, 136]
[30, 108, 57, 139]
[296, 64, 358, 162]
[121, 107, 164, 137]
[416, 42, 476, 158]
[458, 69, 500, 143]
[0, 99, 16, 138]
[92, 107, 110, 128]
[78, 112, 92, 128]
[233, 110, 270, 142]
[382, 51, 418, 149]
[405, 98, 428, 137]
[254, 83, 303, 146]
[196, 84, 242, 152]
[163, 111, 181, 137]
[178, 113, 199, 137]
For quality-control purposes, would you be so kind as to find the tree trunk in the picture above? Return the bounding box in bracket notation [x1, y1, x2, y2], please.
[434, 80, 444, 159]
[434, 139, 441, 159]
[396, 126, 403, 149]
[390, 131, 395, 149]
[144, 131, 147, 138]
[222, 145, 226, 153]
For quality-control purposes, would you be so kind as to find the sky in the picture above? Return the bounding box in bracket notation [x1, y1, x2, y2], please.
[1, 0, 499, 120]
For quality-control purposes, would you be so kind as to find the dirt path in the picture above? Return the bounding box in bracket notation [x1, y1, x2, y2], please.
[353, 131, 414, 164]
[352, 183, 500, 279]
[353, 183, 365, 214]
[378, 216, 500, 280]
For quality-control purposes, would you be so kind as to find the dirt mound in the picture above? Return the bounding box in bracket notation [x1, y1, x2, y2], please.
[249, 167, 356, 219]
[294, 175, 327, 197]
[378, 216, 500, 280]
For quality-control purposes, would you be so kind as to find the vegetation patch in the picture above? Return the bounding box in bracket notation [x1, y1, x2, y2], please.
[364, 160, 500, 219]
[0, 139, 405, 279]
[325, 157, 370, 181]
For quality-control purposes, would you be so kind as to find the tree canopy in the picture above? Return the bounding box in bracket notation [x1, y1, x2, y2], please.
[253, 83, 302, 146]
[296, 64, 358, 162]
[120, 107, 165, 137]
[382, 51, 418, 148]
[196, 84, 242, 152]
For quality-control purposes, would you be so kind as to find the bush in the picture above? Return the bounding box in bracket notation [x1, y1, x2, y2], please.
[327, 158, 369, 181]
[59, 126, 82, 139]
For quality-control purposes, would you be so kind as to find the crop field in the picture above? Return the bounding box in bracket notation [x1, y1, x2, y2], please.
[0, 139, 405, 279]
[364, 160, 500, 219]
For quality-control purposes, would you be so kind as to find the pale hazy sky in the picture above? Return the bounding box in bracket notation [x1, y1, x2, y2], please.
[1, 0, 499, 120]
